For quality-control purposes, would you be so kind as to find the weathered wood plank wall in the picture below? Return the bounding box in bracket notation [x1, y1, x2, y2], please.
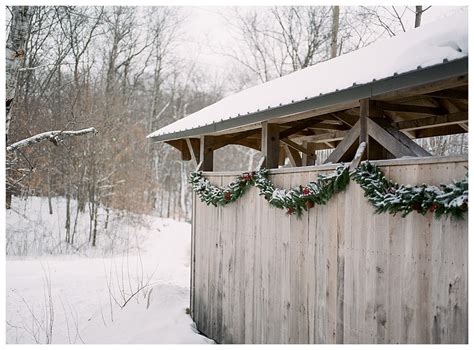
[190, 156, 468, 344]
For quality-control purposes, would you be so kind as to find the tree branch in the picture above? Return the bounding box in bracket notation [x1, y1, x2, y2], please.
[6, 127, 97, 152]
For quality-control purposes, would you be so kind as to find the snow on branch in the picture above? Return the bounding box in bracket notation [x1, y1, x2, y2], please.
[6, 127, 97, 152]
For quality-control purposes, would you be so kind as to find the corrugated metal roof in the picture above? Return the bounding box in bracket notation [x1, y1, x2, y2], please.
[148, 10, 468, 142]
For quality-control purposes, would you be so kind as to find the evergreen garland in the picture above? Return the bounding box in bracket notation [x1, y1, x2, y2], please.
[189, 162, 468, 219]
[254, 165, 350, 217]
[351, 161, 468, 219]
[189, 170, 256, 206]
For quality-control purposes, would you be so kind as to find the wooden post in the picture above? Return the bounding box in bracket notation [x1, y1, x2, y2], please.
[186, 138, 200, 168]
[199, 136, 214, 171]
[359, 99, 369, 144]
[302, 141, 316, 166]
[261, 122, 280, 169]
[283, 144, 302, 167]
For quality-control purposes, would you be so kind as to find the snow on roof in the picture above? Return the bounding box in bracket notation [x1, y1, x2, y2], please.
[148, 10, 468, 140]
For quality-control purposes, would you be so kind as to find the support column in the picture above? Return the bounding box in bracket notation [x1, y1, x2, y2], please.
[302, 141, 316, 166]
[186, 138, 200, 168]
[359, 99, 369, 158]
[261, 122, 280, 169]
[199, 135, 214, 171]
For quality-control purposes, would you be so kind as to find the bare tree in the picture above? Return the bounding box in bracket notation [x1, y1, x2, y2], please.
[6, 6, 31, 141]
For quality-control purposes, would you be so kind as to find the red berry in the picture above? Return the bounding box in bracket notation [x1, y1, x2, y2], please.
[305, 200, 314, 209]
[302, 187, 310, 196]
[411, 202, 422, 212]
[287, 208, 294, 215]
[224, 192, 232, 201]
[241, 172, 253, 181]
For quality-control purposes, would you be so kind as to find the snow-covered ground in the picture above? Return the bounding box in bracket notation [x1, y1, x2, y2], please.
[5, 196, 213, 344]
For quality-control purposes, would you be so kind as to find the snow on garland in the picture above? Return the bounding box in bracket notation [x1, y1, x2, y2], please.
[254, 165, 350, 217]
[351, 162, 468, 219]
[189, 170, 257, 206]
[190, 162, 468, 219]
[190, 165, 350, 217]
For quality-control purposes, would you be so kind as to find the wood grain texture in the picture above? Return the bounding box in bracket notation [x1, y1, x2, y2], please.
[190, 157, 468, 344]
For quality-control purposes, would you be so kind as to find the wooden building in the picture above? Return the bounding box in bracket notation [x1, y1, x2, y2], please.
[148, 12, 468, 344]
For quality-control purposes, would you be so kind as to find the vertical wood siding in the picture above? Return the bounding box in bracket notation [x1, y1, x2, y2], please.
[191, 157, 468, 344]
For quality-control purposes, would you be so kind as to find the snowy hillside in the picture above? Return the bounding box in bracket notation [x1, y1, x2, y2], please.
[6, 196, 212, 344]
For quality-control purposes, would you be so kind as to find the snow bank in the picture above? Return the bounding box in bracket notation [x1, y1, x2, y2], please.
[6, 196, 153, 257]
[148, 10, 467, 139]
[6, 197, 212, 344]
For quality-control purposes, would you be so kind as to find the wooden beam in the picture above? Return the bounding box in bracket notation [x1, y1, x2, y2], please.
[459, 123, 468, 131]
[375, 75, 468, 101]
[280, 138, 316, 160]
[366, 118, 431, 158]
[209, 129, 260, 151]
[299, 130, 348, 143]
[324, 121, 360, 164]
[350, 142, 366, 170]
[278, 116, 327, 139]
[375, 119, 432, 157]
[262, 122, 280, 169]
[415, 124, 467, 138]
[185, 138, 200, 167]
[332, 112, 358, 127]
[301, 141, 316, 166]
[359, 99, 369, 146]
[165, 140, 191, 161]
[199, 135, 214, 171]
[283, 144, 302, 167]
[307, 123, 348, 131]
[394, 111, 468, 131]
[278, 146, 286, 166]
[374, 101, 446, 115]
[424, 89, 468, 100]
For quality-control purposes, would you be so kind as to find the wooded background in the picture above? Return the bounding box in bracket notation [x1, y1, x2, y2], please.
[6, 6, 467, 246]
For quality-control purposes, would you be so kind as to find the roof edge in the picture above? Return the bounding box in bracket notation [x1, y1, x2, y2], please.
[148, 57, 468, 142]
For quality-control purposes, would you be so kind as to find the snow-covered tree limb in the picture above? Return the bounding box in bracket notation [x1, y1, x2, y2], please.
[6, 127, 97, 152]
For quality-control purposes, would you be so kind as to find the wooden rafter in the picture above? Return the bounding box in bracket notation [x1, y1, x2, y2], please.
[324, 121, 360, 164]
[278, 115, 327, 139]
[394, 111, 468, 131]
[283, 144, 302, 167]
[331, 112, 358, 127]
[209, 129, 260, 151]
[375, 101, 446, 115]
[424, 89, 468, 100]
[367, 118, 431, 158]
[301, 141, 316, 166]
[185, 138, 200, 166]
[280, 138, 316, 160]
[298, 130, 348, 143]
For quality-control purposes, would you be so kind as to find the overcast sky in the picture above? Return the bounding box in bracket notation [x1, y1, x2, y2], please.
[176, 5, 466, 83]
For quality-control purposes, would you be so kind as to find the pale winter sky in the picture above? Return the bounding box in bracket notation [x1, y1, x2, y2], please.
[176, 6, 466, 82]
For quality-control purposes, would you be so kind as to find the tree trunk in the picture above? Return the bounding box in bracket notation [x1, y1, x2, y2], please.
[92, 203, 99, 247]
[105, 207, 110, 229]
[415, 6, 423, 28]
[47, 170, 53, 215]
[65, 186, 71, 243]
[6, 191, 12, 209]
[330, 6, 340, 59]
[166, 189, 171, 218]
[179, 162, 187, 219]
[6, 6, 31, 142]
[71, 203, 80, 245]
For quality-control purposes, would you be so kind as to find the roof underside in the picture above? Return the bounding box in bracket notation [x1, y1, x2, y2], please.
[148, 11, 468, 143]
